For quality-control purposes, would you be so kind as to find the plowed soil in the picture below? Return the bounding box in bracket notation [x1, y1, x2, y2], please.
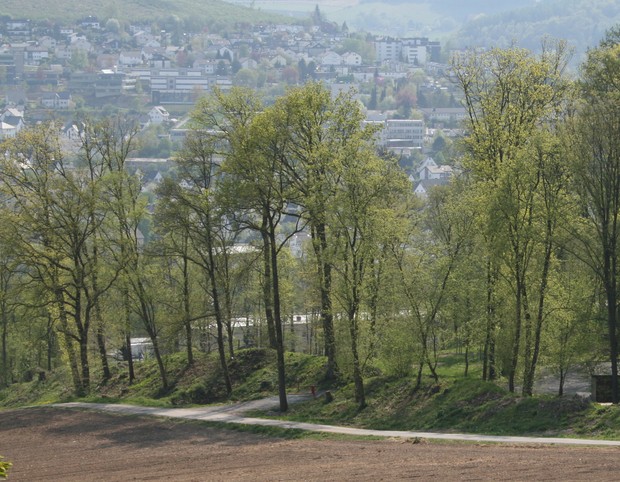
[2, 407, 620, 481]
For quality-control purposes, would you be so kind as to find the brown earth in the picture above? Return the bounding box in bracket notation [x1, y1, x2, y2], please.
[2, 407, 620, 481]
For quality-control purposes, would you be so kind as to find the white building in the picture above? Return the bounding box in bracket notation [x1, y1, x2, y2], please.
[148, 106, 170, 124]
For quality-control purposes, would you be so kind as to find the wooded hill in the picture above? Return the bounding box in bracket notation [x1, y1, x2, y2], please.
[0, 0, 292, 26]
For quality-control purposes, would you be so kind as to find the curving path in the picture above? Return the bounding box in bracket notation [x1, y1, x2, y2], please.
[54, 395, 620, 447]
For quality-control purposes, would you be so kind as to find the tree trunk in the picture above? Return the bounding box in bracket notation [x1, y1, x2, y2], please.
[123, 288, 135, 384]
[348, 310, 365, 409]
[55, 289, 82, 395]
[606, 273, 619, 404]
[269, 227, 288, 412]
[313, 222, 337, 380]
[96, 324, 110, 381]
[1, 308, 7, 387]
[149, 330, 168, 391]
[206, 242, 232, 396]
[261, 225, 277, 349]
[182, 254, 194, 365]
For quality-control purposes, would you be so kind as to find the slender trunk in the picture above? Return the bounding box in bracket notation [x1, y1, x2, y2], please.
[1, 308, 7, 387]
[426, 327, 439, 382]
[313, 222, 337, 380]
[47, 313, 54, 372]
[55, 288, 82, 395]
[226, 293, 235, 359]
[138, 288, 168, 390]
[151, 335, 168, 392]
[182, 254, 194, 365]
[464, 345, 469, 377]
[206, 236, 232, 396]
[93, 261, 109, 381]
[523, 226, 553, 396]
[558, 368, 566, 397]
[348, 309, 365, 409]
[96, 324, 110, 381]
[509, 257, 523, 394]
[123, 287, 135, 384]
[415, 359, 424, 389]
[269, 225, 288, 412]
[483, 259, 497, 381]
[521, 285, 533, 396]
[606, 268, 619, 404]
[261, 224, 277, 349]
[79, 332, 90, 394]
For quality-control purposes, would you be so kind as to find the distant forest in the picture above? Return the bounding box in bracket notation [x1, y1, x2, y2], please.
[454, 0, 620, 60]
[338, 0, 620, 62]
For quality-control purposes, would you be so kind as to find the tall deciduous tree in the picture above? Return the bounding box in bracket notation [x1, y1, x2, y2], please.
[331, 142, 409, 409]
[272, 82, 366, 380]
[567, 29, 620, 403]
[453, 42, 571, 394]
[0, 123, 116, 395]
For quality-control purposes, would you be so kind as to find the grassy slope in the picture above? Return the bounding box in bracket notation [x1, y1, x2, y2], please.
[0, 0, 291, 24]
[2, 349, 620, 439]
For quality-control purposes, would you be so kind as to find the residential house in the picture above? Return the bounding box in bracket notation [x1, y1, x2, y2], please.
[149, 53, 172, 69]
[414, 178, 447, 198]
[119, 50, 144, 67]
[416, 157, 453, 181]
[148, 106, 170, 124]
[24, 46, 50, 65]
[342, 51, 362, 66]
[0, 107, 25, 139]
[41, 92, 72, 109]
[69, 36, 94, 54]
[320, 51, 342, 66]
[420, 107, 467, 125]
[0, 122, 18, 139]
[134, 31, 160, 47]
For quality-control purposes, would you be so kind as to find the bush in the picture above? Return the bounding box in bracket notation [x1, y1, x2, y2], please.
[0, 456, 12, 479]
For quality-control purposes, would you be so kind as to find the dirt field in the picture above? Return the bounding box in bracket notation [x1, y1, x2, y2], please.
[2, 407, 620, 481]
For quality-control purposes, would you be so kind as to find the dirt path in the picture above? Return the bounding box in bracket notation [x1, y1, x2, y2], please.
[3, 406, 620, 481]
[54, 399, 620, 446]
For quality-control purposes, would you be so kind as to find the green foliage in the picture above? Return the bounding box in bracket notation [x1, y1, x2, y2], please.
[281, 375, 604, 437]
[0, 456, 11, 480]
[0, 349, 330, 408]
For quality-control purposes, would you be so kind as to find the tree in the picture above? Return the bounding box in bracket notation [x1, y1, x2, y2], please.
[271, 82, 357, 380]
[0, 123, 117, 395]
[105, 18, 121, 35]
[566, 30, 620, 403]
[331, 143, 409, 408]
[391, 182, 474, 388]
[87, 118, 169, 391]
[453, 42, 571, 394]
[216, 87, 302, 411]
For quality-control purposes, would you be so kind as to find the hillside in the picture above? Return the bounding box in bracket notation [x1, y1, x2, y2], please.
[0, 0, 292, 26]
[221, 0, 620, 58]
[454, 0, 620, 60]
[3, 348, 620, 441]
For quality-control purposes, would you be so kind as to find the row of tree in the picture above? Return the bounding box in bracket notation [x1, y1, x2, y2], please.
[3, 29, 620, 408]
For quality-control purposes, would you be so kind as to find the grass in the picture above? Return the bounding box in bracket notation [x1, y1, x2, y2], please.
[3, 349, 620, 441]
[0, 348, 330, 409]
[194, 419, 385, 441]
